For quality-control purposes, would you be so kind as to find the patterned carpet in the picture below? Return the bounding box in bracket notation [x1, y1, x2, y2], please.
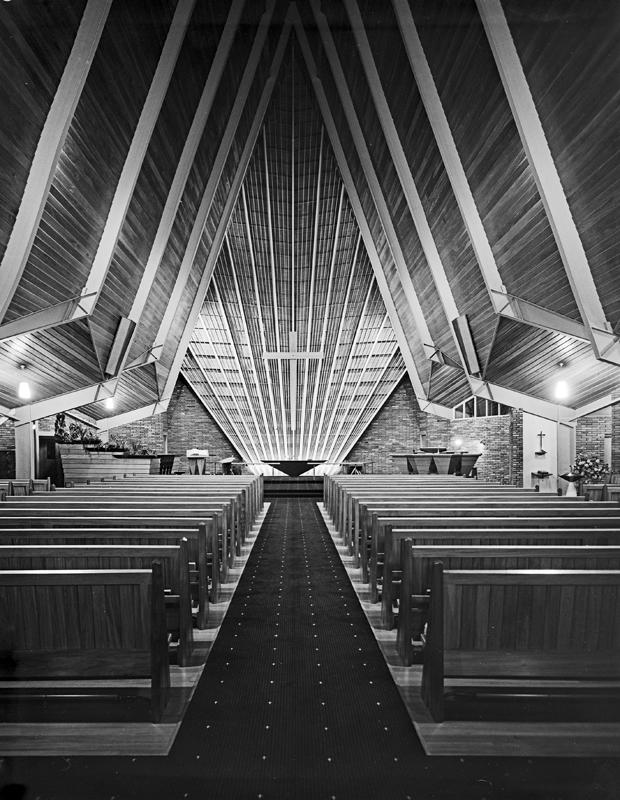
[6, 499, 619, 799]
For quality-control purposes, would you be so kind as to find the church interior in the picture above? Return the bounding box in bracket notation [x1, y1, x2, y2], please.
[0, 0, 619, 797]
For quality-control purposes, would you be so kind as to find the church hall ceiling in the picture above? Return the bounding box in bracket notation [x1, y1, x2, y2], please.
[0, 0, 619, 444]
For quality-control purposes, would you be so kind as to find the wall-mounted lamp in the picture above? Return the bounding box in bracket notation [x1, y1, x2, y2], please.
[453, 438, 463, 450]
[17, 364, 31, 400]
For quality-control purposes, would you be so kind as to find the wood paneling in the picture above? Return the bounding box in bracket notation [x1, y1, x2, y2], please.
[505, 0, 620, 333]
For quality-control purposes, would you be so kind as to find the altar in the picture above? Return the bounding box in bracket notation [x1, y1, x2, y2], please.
[391, 450, 480, 476]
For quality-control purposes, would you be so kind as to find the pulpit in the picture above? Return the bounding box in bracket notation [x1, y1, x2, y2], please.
[187, 448, 210, 475]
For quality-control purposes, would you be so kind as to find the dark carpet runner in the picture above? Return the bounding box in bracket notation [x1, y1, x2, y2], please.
[9, 499, 617, 799]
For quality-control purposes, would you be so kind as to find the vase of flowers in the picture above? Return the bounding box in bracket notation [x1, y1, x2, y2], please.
[568, 453, 609, 495]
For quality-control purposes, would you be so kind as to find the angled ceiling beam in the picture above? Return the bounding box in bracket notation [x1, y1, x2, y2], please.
[211, 279, 269, 458]
[477, 0, 620, 366]
[0, 0, 112, 325]
[292, 8, 428, 403]
[225, 234, 276, 458]
[160, 9, 293, 407]
[96, 400, 170, 432]
[346, 0, 481, 383]
[79, 0, 196, 328]
[469, 377, 574, 424]
[310, 0, 441, 371]
[129, 0, 280, 376]
[569, 395, 618, 422]
[391, 0, 592, 346]
[12, 379, 118, 425]
[112, 0, 246, 371]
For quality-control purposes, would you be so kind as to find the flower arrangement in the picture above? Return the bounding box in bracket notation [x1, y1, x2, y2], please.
[570, 453, 609, 484]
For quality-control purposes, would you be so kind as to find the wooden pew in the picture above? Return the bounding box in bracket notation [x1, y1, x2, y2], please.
[420, 565, 620, 722]
[0, 525, 214, 628]
[397, 543, 620, 663]
[0, 506, 230, 586]
[366, 505, 620, 588]
[0, 543, 193, 666]
[376, 523, 620, 625]
[0, 565, 170, 722]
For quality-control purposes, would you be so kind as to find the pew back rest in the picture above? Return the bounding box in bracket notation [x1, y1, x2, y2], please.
[442, 569, 620, 665]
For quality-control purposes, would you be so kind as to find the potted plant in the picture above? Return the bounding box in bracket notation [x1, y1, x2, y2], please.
[568, 453, 609, 496]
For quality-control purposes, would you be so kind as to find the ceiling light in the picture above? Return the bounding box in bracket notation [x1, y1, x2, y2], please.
[17, 364, 31, 400]
[554, 380, 569, 400]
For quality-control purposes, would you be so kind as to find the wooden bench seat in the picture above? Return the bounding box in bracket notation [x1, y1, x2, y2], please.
[0, 543, 193, 666]
[420, 567, 620, 722]
[396, 544, 620, 663]
[0, 525, 214, 628]
[0, 566, 170, 722]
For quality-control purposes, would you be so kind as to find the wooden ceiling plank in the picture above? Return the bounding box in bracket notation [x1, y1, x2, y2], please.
[292, 8, 428, 403]
[310, 0, 440, 370]
[0, 0, 112, 324]
[161, 9, 293, 418]
[136, 1, 280, 380]
[211, 277, 269, 458]
[225, 234, 276, 458]
[123, 0, 247, 365]
[80, 0, 195, 321]
[477, 0, 620, 366]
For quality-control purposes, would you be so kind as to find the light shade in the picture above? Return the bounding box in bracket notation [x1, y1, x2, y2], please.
[17, 380, 31, 400]
[104, 396, 115, 410]
[554, 380, 569, 400]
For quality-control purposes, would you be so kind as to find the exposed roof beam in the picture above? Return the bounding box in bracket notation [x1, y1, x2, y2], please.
[477, 0, 620, 366]
[469, 377, 574, 423]
[490, 291, 590, 342]
[116, 0, 246, 368]
[225, 234, 276, 458]
[161, 10, 293, 406]
[310, 0, 440, 372]
[0, 0, 112, 324]
[346, 0, 480, 384]
[79, 0, 196, 332]
[569, 395, 618, 422]
[391, 0, 516, 320]
[13, 379, 118, 425]
[292, 8, 428, 402]
[0, 293, 98, 342]
[96, 401, 170, 432]
[129, 0, 279, 375]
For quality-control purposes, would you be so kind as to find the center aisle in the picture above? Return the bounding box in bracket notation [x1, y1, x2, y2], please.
[14, 499, 616, 799]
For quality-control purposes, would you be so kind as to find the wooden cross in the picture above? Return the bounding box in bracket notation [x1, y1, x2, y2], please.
[264, 331, 323, 431]
[536, 430, 546, 455]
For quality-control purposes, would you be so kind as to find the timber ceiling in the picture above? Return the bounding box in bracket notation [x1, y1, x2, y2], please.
[0, 0, 618, 455]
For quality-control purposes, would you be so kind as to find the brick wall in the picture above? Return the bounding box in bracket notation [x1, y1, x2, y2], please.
[0, 419, 15, 449]
[164, 378, 241, 473]
[344, 378, 422, 474]
[576, 414, 611, 463]
[344, 375, 523, 483]
[107, 377, 241, 474]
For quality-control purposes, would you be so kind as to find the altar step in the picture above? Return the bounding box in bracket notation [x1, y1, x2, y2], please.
[263, 476, 323, 499]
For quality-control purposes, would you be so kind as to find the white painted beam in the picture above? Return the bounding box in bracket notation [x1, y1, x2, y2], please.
[96, 400, 170, 432]
[130, 0, 278, 376]
[477, 0, 620, 365]
[293, 9, 428, 403]
[310, 0, 438, 373]
[12, 379, 118, 424]
[469, 376, 574, 423]
[80, 0, 195, 313]
[569, 395, 618, 422]
[161, 11, 293, 411]
[0, 293, 98, 342]
[0, 0, 112, 323]
[122, 0, 246, 363]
